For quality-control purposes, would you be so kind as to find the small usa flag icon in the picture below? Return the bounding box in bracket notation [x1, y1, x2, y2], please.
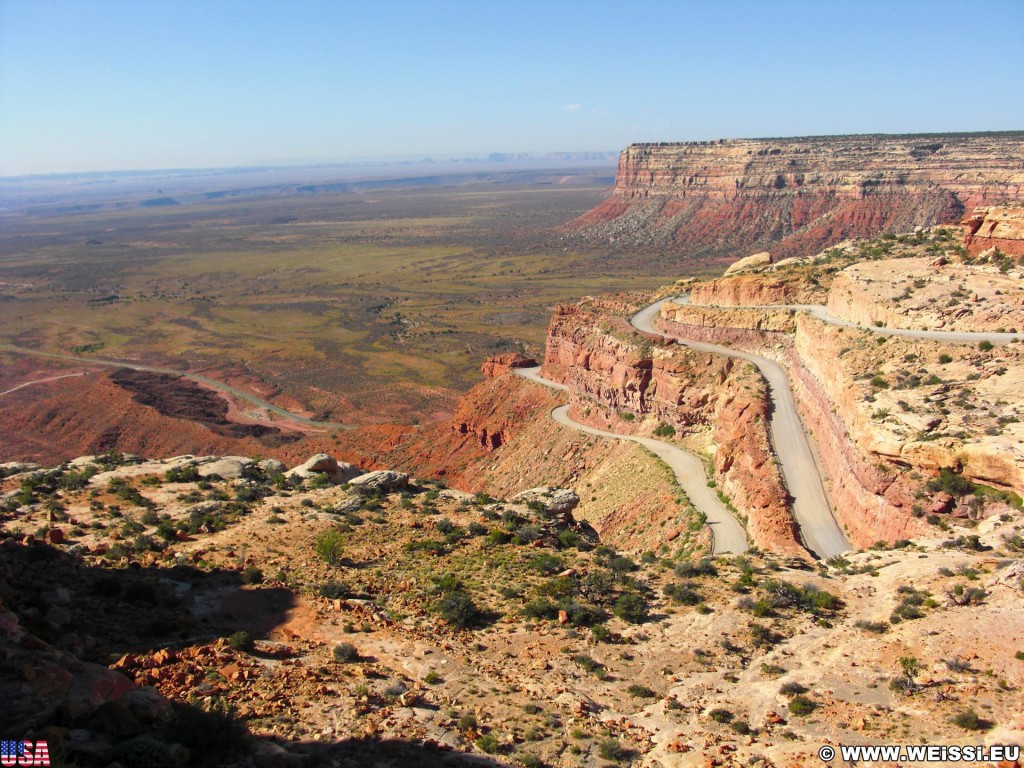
[0, 742, 22, 758]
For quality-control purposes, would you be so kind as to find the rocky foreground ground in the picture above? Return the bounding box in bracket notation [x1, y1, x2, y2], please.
[2, 451, 1023, 767]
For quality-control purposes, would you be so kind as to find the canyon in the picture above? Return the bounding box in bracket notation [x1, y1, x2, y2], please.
[566, 133, 1024, 260]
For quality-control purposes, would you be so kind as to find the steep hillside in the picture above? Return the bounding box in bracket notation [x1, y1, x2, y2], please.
[2, 453, 1022, 766]
[566, 133, 1024, 260]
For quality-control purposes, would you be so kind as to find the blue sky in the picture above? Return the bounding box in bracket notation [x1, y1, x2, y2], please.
[1, 0, 1022, 175]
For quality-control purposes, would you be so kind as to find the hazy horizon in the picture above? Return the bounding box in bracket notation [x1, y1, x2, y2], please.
[2, 0, 1022, 176]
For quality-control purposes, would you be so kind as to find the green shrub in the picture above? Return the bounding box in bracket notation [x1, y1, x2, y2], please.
[626, 684, 656, 698]
[597, 738, 626, 761]
[319, 580, 348, 599]
[708, 708, 733, 723]
[653, 423, 676, 438]
[435, 589, 481, 628]
[788, 695, 816, 716]
[165, 464, 200, 483]
[607, 554, 637, 576]
[227, 630, 254, 651]
[560, 601, 604, 627]
[750, 623, 783, 648]
[557, 529, 581, 549]
[664, 581, 702, 605]
[333, 642, 359, 662]
[926, 467, 976, 497]
[475, 733, 500, 754]
[674, 559, 717, 578]
[431, 572, 462, 594]
[241, 566, 263, 585]
[951, 708, 986, 730]
[315, 527, 345, 565]
[731, 719, 751, 735]
[979, 340, 994, 352]
[514, 524, 542, 544]
[613, 592, 648, 624]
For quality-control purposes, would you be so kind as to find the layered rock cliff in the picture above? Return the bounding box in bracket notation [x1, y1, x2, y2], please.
[962, 206, 1024, 256]
[567, 133, 1024, 259]
[657, 301, 927, 548]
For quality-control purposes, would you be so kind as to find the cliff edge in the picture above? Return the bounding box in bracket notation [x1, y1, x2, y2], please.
[566, 133, 1024, 260]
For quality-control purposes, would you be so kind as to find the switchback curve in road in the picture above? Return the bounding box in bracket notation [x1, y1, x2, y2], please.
[514, 365, 749, 555]
[0, 343, 349, 430]
[631, 300, 850, 559]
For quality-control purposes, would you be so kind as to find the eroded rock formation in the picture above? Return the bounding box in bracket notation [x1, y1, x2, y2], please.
[962, 206, 1024, 256]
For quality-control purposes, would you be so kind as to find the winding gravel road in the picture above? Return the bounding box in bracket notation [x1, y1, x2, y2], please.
[515, 365, 749, 555]
[631, 300, 850, 559]
[0, 372, 86, 398]
[0, 343, 348, 430]
[678, 295, 1024, 346]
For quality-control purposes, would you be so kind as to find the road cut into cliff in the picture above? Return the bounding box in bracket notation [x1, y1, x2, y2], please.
[515, 365, 749, 555]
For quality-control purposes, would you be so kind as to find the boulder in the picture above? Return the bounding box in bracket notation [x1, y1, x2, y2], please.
[119, 687, 171, 724]
[253, 739, 303, 768]
[44, 528, 65, 545]
[723, 251, 773, 277]
[197, 456, 252, 480]
[348, 470, 409, 493]
[928, 493, 954, 515]
[285, 454, 360, 485]
[257, 458, 286, 474]
[510, 487, 580, 515]
[332, 495, 364, 513]
[62, 664, 136, 720]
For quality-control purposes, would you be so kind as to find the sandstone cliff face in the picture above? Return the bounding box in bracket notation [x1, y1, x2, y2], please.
[690, 275, 799, 307]
[543, 300, 803, 554]
[962, 206, 1024, 256]
[568, 134, 1024, 259]
[661, 303, 797, 336]
[788, 316, 925, 546]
